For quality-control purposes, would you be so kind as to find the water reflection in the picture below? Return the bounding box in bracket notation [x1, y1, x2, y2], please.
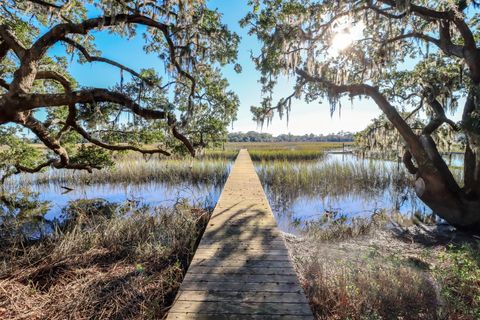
[258, 153, 463, 234]
[28, 182, 223, 221]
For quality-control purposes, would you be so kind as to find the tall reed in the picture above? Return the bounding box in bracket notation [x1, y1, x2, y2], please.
[249, 149, 325, 162]
[257, 160, 410, 198]
[14, 159, 230, 186]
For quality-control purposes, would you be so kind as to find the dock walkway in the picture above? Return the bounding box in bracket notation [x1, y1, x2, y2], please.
[167, 149, 313, 319]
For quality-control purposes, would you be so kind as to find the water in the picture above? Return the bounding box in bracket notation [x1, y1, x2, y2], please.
[3, 181, 223, 225]
[259, 153, 464, 234]
[2, 152, 465, 236]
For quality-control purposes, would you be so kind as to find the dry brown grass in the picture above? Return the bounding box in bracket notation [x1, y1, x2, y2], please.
[0, 200, 209, 320]
[285, 222, 479, 320]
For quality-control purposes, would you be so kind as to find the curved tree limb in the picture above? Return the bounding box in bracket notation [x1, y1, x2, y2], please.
[378, 0, 476, 50]
[295, 68, 427, 161]
[68, 118, 171, 156]
[60, 37, 155, 86]
[35, 70, 72, 91]
[294, 68, 465, 194]
[9, 14, 194, 94]
[168, 114, 195, 157]
[0, 78, 10, 90]
[423, 93, 460, 135]
[10, 88, 167, 120]
[0, 25, 26, 58]
[0, 41, 9, 62]
[382, 32, 463, 58]
[26, 0, 64, 10]
[366, 1, 407, 19]
[403, 149, 418, 174]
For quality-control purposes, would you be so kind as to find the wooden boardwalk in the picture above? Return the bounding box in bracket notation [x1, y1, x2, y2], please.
[167, 149, 313, 320]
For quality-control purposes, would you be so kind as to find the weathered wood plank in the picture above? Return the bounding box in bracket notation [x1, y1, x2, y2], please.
[179, 280, 302, 292]
[197, 240, 287, 247]
[167, 314, 314, 320]
[191, 252, 291, 261]
[166, 150, 312, 319]
[175, 290, 309, 303]
[169, 301, 313, 315]
[186, 266, 297, 276]
[189, 259, 293, 268]
[194, 248, 290, 255]
[183, 273, 300, 283]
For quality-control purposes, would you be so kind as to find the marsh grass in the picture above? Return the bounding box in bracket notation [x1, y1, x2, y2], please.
[226, 141, 351, 151]
[249, 149, 325, 162]
[287, 212, 479, 320]
[202, 146, 326, 161]
[14, 158, 230, 186]
[199, 149, 238, 161]
[257, 160, 411, 198]
[0, 199, 209, 320]
[299, 255, 438, 320]
[287, 220, 439, 320]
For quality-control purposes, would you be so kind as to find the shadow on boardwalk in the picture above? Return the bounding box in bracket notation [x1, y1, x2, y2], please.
[166, 150, 313, 319]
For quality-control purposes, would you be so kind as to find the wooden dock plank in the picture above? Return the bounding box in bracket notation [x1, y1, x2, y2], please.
[178, 281, 302, 293]
[175, 291, 309, 303]
[168, 314, 313, 320]
[169, 301, 313, 315]
[183, 273, 300, 283]
[166, 149, 313, 319]
[186, 266, 297, 276]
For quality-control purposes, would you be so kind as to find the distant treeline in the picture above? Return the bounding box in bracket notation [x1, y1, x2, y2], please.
[228, 131, 354, 142]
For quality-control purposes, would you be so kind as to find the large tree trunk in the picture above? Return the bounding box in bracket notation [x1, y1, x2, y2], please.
[412, 86, 480, 232]
[414, 168, 480, 231]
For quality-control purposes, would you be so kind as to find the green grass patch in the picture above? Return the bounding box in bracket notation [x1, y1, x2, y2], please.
[434, 242, 480, 318]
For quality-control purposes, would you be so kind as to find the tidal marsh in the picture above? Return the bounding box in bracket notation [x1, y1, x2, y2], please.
[15, 158, 230, 186]
[0, 200, 209, 319]
[255, 152, 465, 233]
[226, 141, 351, 151]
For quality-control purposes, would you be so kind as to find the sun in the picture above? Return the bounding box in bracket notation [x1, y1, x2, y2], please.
[329, 21, 365, 57]
[331, 31, 355, 52]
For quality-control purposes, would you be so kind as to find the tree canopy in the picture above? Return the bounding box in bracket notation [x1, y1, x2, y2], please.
[0, 0, 239, 180]
[244, 0, 480, 230]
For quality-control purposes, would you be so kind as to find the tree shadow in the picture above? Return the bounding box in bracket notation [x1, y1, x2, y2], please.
[166, 150, 312, 318]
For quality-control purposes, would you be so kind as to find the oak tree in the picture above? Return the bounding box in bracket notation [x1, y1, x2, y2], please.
[0, 0, 239, 180]
[243, 0, 480, 230]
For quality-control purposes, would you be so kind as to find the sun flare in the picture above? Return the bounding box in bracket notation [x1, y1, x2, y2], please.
[329, 21, 365, 57]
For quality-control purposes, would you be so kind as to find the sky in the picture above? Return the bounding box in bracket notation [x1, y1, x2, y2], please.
[47, 1, 433, 136]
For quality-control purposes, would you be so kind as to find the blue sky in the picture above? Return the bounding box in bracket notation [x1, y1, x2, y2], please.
[46, 1, 449, 136]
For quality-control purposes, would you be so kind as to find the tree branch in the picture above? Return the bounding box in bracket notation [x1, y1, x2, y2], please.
[0, 25, 26, 58]
[69, 120, 171, 156]
[26, 0, 64, 10]
[378, 0, 476, 50]
[12, 88, 168, 120]
[60, 37, 155, 86]
[296, 68, 428, 159]
[366, 1, 407, 19]
[168, 115, 195, 157]
[0, 78, 10, 90]
[382, 31, 463, 58]
[423, 94, 460, 135]
[0, 41, 9, 62]
[35, 70, 72, 91]
[403, 149, 418, 174]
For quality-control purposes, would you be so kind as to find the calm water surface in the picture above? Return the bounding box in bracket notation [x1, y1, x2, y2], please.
[259, 153, 464, 234]
[29, 182, 223, 221]
[5, 153, 464, 236]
